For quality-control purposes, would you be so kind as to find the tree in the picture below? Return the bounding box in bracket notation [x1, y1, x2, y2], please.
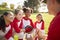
[10, 4, 14, 10]
[2, 2, 7, 8]
[0, 2, 7, 8]
[43, 0, 47, 3]
[0, 2, 9, 10]
[24, 0, 41, 13]
[16, 5, 21, 9]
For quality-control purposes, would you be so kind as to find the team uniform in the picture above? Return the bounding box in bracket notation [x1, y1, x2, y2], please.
[47, 12, 60, 40]
[0, 24, 13, 40]
[12, 18, 24, 40]
[22, 17, 34, 40]
[34, 21, 45, 33]
[34, 21, 45, 40]
[22, 17, 34, 29]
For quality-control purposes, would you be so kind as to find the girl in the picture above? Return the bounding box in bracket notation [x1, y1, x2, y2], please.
[34, 14, 45, 40]
[22, 7, 34, 30]
[0, 11, 14, 40]
[12, 9, 24, 40]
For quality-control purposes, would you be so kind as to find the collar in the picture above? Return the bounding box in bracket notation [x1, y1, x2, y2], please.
[23, 17, 30, 20]
[14, 18, 20, 22]
[36, 21, 41, 23]
[6, 24, 10, 27]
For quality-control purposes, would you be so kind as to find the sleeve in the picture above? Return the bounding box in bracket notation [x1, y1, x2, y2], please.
[5, 26, 12, 39]
[12, 22, 20, 33]
[34, 22, 36, 28]
[41, 21, 44, 30]
[47, 17, 60, 40]
[30, 19, 34, 28]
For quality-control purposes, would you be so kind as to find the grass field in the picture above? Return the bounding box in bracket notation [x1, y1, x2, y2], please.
[30, 13, 54, 34]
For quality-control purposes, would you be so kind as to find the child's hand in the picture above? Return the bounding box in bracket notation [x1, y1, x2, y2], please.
[21, 29, 25, 32]
[26, 35, 33, 40]
[36, 28, 40, 34]
[3, 37, 7, 40]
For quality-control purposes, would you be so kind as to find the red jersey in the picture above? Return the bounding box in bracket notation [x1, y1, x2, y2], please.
[12, 18, 23, 33]
[47, 12, 60, 40]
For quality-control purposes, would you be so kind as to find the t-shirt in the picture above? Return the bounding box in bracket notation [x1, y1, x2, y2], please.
[47, 12, 60, 40]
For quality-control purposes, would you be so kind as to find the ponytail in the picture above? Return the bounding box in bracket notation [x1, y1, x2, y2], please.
[0, 12, 9, 32]
[0, 15, 6, 32]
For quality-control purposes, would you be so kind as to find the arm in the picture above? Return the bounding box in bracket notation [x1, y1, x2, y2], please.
[12, 22, 20, 33]
[30, 20, 34, 28]
[41, 21, 44, 30]
[4, 27, 12, 39]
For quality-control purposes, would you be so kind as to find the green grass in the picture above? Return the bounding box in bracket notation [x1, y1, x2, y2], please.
[30, 13, 54, 34]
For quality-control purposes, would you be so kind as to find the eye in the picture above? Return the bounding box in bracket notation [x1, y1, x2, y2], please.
[19, 14, 21, 15]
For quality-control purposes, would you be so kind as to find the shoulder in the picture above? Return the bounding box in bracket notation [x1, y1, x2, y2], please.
[49, 14, 60, 30]
[41, 20, 44, 23]
[29, 18, 32, 21]
[34, 21, 37, 24]
[54, 15, 60, 23]
[13, 18, 18, 23]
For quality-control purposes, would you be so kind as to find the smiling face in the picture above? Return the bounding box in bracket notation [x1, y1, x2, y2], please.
[15, 10, 23, 20]
[4, 12, 14, 22]
[36, 14, 42, 22]
[23, 8, 32, 18]
[25, 10, 31, 17]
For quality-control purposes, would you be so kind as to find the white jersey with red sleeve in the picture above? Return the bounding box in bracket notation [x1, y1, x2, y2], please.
[22, 17, 34, 29]
[12, 18, 23, 33]
[0, 24, 13, 40]
[34, 21, 45, 35]
[12, 18, 24, 39]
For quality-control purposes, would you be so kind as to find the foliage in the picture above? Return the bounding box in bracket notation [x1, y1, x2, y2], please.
[10, 4, 14, 10]
[24, 0, 41, 13]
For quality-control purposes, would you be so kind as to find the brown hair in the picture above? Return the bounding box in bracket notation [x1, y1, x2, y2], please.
[23, 7, 32, 13]
[36, 14, 43, 21]
[0, 11, 13, 32]
[56, 0, 60, 3]
[14, 9, 20, 15]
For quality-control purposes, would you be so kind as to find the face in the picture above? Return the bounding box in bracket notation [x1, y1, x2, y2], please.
[4, 12, 14, 22]
[47, 0, 55, 14]
[25, 10, 31, 17]
[36, 15, 42, 21]
[15, 10, 23, 20]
